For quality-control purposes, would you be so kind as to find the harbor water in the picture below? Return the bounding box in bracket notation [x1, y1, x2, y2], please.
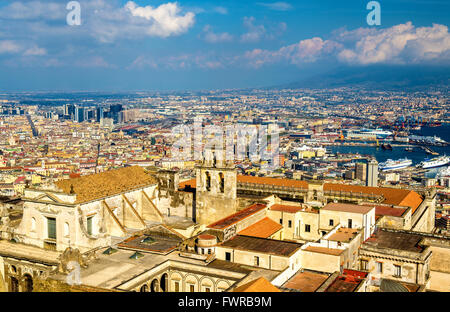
[329, 124, 450, 178]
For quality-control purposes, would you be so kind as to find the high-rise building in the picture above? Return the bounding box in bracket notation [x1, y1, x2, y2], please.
[356, 162, 367, 182]
[64, 104, 75, 119]
[96, 107, 104, 122]
[75, 106, 85, 123]
[366, 159, 378, 187]
[110, 104, 123, 123]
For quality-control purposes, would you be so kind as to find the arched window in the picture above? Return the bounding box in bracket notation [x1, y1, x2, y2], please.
[31, 217, 36, 232]
[160, 273, 168, 292]
[64, 222, 70, 237]
[140, 284, 148, 292]
[205, 172, 211, 191]
[23, 274, 33, 292]
[150, 279, 159, 292]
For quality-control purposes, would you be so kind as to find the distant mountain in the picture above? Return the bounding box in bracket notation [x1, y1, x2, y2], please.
[278, 65, 450, 91]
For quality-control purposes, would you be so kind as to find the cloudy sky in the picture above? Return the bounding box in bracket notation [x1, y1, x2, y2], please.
[0, 0, 449, 91]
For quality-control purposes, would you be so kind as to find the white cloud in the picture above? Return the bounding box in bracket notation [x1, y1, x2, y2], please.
[202, 25, 233, 43]
[243, 22, 450, 68]
[213, 6, 228, 15]
[0, 41, 21, 54]
[257, 2, 293, 11]
[0, 0, 196, 44]
[338, 22, 450, 64]
[240, 17, 266, 43]
[23, 46, 47, 56]
[244, 37, 341, 68]
[124, 1, 195, 38]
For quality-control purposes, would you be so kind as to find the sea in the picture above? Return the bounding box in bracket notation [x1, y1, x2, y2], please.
[329, 124, 450, 178]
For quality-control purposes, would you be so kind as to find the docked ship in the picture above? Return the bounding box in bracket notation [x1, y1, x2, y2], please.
[418, 156, 450, 169]
[379, 158, 413, 171]
[360, 128, 393, 139]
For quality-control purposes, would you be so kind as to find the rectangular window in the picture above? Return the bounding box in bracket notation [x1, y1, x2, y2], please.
[254, 256, 259, 266]
[47, 217, 56, 240]
[305, 224, 311, 232]
[394, 265, 402, 277]
[87, 216, 94, 235]
[279, 218, 283, 224]
[377, 262, 383, 273]
[329, 219, 334, 226]
[205, 287, 210, 292]
[190, 284, 195, 292]
[361, 260, 368, 271]
[174, 281, 179, 292]
[288, 220, 292, 228]
[348, 219, 353, 228]
[225, 252, 231, 262]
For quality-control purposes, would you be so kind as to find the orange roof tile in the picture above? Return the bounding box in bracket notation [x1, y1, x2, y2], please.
[207, 203, 267, 230]
[270, 204, 318, 214]
[324, 183, 423, 213]
[55, 166, 157, 203]
[237, 175, 308, 189]
[179, 178, 196, 189]
[234, 277, 280, 292]
[238, 217, 283, 238]
[270, 204, 303, 214]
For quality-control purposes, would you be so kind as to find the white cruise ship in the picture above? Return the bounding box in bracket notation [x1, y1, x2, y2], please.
[418, 156, 450, 169]
[379, 158, 413, 171]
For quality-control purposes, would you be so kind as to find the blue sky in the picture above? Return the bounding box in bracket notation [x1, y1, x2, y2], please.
[0, 0, 449, 91]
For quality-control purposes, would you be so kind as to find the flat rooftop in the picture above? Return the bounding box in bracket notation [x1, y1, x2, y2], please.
[325, 274, 364, 292]
[0, 240, 60, 266]
[363, 229, 425, 253]
[118, 233, 182, 255]
[322, 202, 374, 214]
[304, 246, 345, 256]
[208, 203, 267, 230]
[327, 228, 359, 243]
[220, 235, 302, 257]
[283, 270, 330, 292]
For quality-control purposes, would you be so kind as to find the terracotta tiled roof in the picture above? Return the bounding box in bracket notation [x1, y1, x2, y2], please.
[324, 183, 423, 213]
[55, 166, 157, 203]
[238, 217, 283, 238]
[207, 203, 267, 230]
[270, 204, 318, 214]
[270, 204, 303, 213]
[375, 206, 407, 217]
[237, 175, 308, 189]
[179, 178, 196, 189]
[234, 277, 280, 292]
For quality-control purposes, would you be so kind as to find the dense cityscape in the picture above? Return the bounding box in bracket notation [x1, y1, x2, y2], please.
[0, 0, 449, 301]
[0, 87, 449, 293]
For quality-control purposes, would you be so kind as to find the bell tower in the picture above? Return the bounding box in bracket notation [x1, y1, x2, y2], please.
[195, 149, 237, 225]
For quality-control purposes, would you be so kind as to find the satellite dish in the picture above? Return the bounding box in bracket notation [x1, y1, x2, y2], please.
[380, 279, 409, 292]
